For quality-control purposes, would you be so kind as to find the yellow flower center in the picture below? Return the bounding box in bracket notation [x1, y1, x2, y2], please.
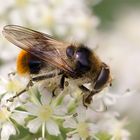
[0, 107, 11, 122]
[38, 105, 53, 122]
[77, 122, 89, 139]
[6, 80, 23, 93]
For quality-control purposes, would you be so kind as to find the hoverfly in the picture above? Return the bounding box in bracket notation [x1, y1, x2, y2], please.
[2, 25, 112, 107]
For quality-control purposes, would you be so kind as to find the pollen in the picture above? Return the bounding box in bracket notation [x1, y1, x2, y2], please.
[38, 105, 53, 122]
[76, 122, 89, 139]
[16, 50, 30, 75]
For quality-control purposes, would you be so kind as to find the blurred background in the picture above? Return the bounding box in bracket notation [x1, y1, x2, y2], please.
[0, 0, 140, 139]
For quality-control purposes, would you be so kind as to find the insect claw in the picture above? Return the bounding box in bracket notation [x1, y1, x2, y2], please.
[83, 94, 90, 108]
[52, 87, 57, 97]
[8, 71, 16, 78]
[73, 113, 78, 117]
[7, 97, 14, 102]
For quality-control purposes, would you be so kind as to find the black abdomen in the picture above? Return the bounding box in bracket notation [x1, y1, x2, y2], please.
[29, 55, 44, 74]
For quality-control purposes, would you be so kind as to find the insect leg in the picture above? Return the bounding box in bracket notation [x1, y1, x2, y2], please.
[7, 71, 62, 102]
[7, 80, 33, 102]
[79, 85, 99, 108]
[79, 85, 91, 108]
[85, 91, 107, 112]
[84, 91, 98, 106]
[32, 70, 62, 82]
[59, 74, 67, 89]
[52, 74, 67, 96]
[79, 85, 90, 92]
[8, 71, 16, 78]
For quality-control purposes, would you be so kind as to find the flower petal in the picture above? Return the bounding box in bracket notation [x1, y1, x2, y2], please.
[46, 119, 60, 136]
[24, 102, 40, 115]
[1, 122, 16, 140]
[76, 105, 86, 122]
[63, 118, 77, 128]
[0, 77, 7, 94]
[66, 134, 80, 140]
[27, 118, 42, 133]
[88, 123, 99, 136]
[11, 112, 28, 125]
[40, 90, 52, 105]
[53, 105, 67, 116]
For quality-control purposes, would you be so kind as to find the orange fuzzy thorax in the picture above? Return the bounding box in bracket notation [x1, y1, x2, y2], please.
[16, 50, 30, 75]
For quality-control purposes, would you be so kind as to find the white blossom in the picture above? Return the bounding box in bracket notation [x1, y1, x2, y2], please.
[64, 105, 99, 140]
[24, 87, 67, 137]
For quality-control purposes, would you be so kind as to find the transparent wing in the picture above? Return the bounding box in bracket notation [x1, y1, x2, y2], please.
[3, 25, 74, 74]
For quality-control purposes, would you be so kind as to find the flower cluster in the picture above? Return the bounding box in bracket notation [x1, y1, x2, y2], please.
[0, 0, 99, 42]
[0, 74, 130, 140]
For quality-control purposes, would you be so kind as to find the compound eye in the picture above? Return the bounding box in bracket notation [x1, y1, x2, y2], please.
[75, 47, 91, 73]
[66, 45, 75, 58]
[94, 66, 110, 90]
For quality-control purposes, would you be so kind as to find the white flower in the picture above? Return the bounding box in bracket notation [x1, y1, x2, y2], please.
[0, 75, 29, 108]
[0, 75, 28, 94]
[94, 112, 130, 140]
[0, 104, 28, 140]
[0, 76, 29, 140]
[0, 76, 7, 94]
[63, 105, 99, 140]
[24, 87, 67, 137]
[110, 118, 130, 140]
[0, 106, 15, 140]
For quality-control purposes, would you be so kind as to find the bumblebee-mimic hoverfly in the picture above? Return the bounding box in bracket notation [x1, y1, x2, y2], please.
[2, 25, 112, 107]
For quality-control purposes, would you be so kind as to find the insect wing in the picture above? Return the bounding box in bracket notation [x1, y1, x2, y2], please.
[3, 25, 74, 74]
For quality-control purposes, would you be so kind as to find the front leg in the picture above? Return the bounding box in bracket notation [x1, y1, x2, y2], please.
[79, 85, 99, 108]
[83, 91, 99, 107]
[79, 85, 91, 107]
[52, 74, 67, 96]
[59, 74, 66, 89]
